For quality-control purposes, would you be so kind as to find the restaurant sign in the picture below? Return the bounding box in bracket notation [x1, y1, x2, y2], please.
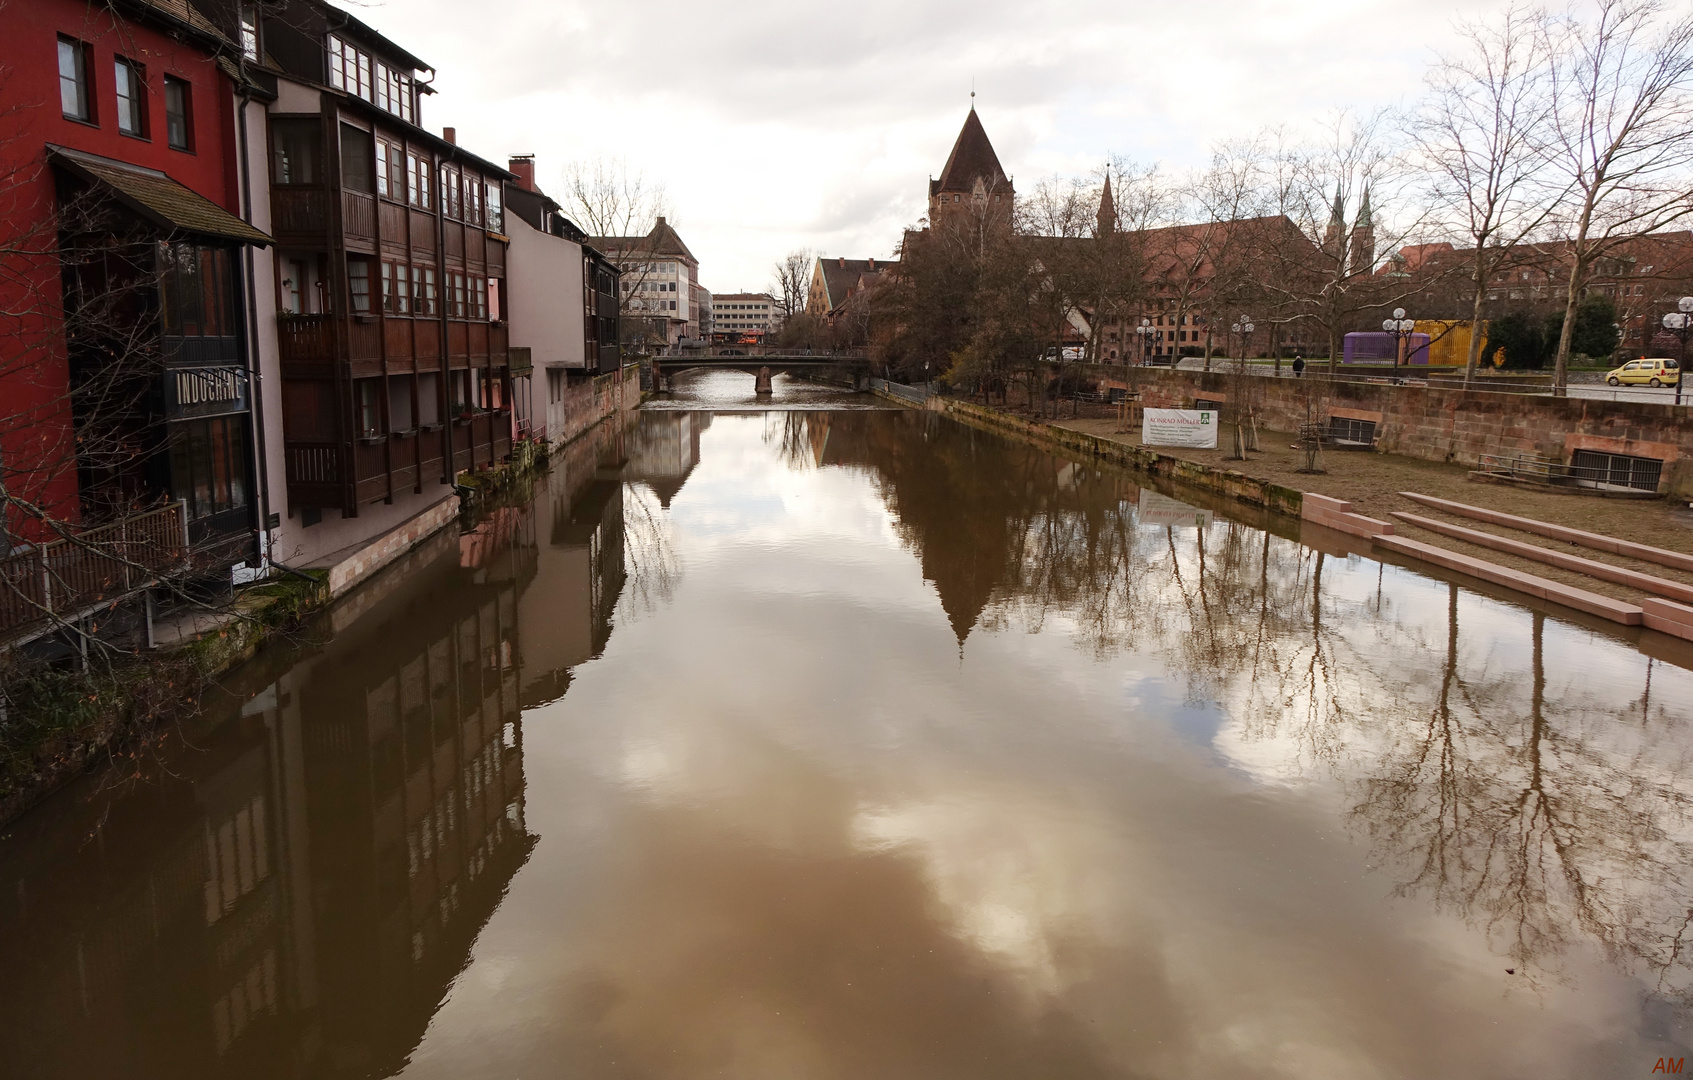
[164, 366, 249, 419]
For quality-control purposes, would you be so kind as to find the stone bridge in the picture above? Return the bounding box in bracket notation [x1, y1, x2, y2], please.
[651, 349, 872, 394]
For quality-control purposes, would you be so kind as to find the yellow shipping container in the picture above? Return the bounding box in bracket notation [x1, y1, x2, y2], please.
[1412, 320, 1495, 367]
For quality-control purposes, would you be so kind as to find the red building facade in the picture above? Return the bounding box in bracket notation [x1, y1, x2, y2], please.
[0, 0, 266, 551]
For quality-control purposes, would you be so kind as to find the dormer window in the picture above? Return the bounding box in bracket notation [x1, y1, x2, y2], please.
[329, 35, 415, 123]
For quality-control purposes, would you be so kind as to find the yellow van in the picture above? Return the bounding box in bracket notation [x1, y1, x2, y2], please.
[1606, 358, 1682, 386]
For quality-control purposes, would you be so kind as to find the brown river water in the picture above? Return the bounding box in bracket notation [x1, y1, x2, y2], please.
[4, 369, 1693, 1078]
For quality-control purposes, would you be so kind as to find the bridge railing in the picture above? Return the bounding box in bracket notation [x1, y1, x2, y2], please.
[656, 346, 870, 360]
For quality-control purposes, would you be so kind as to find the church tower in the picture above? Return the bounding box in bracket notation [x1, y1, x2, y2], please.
[1349, 188, 1376, 276]
[1096, 171, 1116, 238]
[1323, 183, 1346, 259]
[927, 103, 1014, 232]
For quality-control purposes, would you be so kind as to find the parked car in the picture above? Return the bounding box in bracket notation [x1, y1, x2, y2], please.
[1606, 357, 1681, 386]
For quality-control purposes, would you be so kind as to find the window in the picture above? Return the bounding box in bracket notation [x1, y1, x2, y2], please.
[339, 124, 372, 192]
[440, 164, 461, 219]
[240, 5, 259, 61]
[449, 272, 467, 318]
[464, 174, 482, 225]
[164, 77, 192, 150]
[114, 59, 146, 137]
[414, 266, 437, 315]
[487, 278, 501, 321]
[356, 379, 381, 437]
[327, 35, 371, 101]
[58, 37, 91, 122]
[159, 243, 235, 337]
[348, 257, 372, 313]
[547, 368, 563, 405]
[485, 182, 502, 233]
[381, 260, 410, 314]
[270, 119, 318, 184]
[379, 141, 406, 201]
[169, 416, 249, 521]
[407, 152, 431, 209]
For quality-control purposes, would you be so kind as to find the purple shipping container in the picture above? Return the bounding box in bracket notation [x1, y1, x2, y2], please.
[1343, 332, 1431, 364]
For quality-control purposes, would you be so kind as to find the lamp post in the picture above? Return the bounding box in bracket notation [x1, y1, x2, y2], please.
[1136, 318, 1156, 366]
[1661, 296, 1693, 406]
[1382, 307, 1415, 380]
[1230, 316, 1255, 369]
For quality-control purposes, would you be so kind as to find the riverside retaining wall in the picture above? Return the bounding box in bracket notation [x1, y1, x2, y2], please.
[1095, 366, 1693, 496]
[935, 397, 1305, 517]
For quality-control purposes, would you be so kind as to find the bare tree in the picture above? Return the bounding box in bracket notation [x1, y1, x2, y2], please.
[1413, 4, 1562, 386]
[1257, 111, 1429, 372]
[558, 157, 673, 349]
[769, 248, 812, 323]
[1540, 0, 1693, 390]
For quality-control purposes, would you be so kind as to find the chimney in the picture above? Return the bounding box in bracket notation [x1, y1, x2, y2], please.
[508, 155, 536, 192]
[867, 257, 875, 270]
[655, 216, 667, 227]
[443, 127, 457, 145]
[838, 257, 846, 268]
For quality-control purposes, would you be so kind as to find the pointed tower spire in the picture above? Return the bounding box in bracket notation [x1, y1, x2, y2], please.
[1355, 186, 1373, 228]
[1097, 169, 1116, 237]
[1328, 182, 1346, 229]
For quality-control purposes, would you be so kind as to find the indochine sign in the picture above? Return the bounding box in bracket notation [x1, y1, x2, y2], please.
[164, 366, 249, 419]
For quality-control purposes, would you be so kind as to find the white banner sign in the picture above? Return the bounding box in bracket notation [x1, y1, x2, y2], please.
[1142, 408, 1218, 449]
[1138, 491, 1214, 529]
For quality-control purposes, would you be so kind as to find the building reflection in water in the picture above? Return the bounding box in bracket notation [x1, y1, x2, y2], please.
[776, 409, 1693, 1011]
[0, 419, 638, 1079]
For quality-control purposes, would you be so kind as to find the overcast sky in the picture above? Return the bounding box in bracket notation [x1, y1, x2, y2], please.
[348, 0, 1523, 293]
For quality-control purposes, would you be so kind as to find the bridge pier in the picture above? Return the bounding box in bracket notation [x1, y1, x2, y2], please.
[755, 366, 773, 395]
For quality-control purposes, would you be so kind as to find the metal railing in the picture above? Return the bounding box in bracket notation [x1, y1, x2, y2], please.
[1477, 452, 1663, 493]
[1, 502, 190, 644]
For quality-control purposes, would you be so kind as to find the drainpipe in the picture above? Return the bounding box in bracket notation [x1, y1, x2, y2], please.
[236, 68, 274, 572]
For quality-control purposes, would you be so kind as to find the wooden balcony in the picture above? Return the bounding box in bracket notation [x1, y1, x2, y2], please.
[0, 502, 189, 646]
[278, 314, 337, 363]
[272, 186, 331, 236]
[343, 191, 376, 241]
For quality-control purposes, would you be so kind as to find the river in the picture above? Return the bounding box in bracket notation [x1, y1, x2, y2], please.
[2, 368, 1691, 1078]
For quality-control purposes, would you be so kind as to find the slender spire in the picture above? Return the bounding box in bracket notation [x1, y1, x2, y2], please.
[1355, 187, 1373, 228]
[1097, 169, 1116, 236]
[1328, 182, 1346, 229]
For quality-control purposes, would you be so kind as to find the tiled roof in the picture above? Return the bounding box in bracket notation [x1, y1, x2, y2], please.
[932, 108, 1009, 195]
[49, 147, 271, 247]
[128, 0, 229, 46]
[816, 258, 898, 309]
[587, 217, 696, 264]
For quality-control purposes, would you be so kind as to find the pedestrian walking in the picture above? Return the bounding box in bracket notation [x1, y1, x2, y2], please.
[1292, 357, 1305, 379]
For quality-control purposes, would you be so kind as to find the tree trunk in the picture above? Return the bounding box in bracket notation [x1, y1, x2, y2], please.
[1464, 266, 1487, 388]
[1552, 257, 1584, 396]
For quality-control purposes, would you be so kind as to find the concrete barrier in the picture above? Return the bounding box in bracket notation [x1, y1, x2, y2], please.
[1391, 510, 1693, 604]
[1375, 534, 1644, 625]
[1301, 493, 1395, 539]
[1643, 597, 1693, 641]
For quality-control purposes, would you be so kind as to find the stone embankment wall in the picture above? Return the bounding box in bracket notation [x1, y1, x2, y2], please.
[1097, 366, 1693, 496]
[549, 363, 641, 449]
[930, 396, 1305, 516]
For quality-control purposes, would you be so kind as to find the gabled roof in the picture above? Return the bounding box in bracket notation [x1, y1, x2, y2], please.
[587, 217, 697, 264]
[815, 257, 898, 309]
[931, 108, 1009, 196]
[49, 146, 271, 247]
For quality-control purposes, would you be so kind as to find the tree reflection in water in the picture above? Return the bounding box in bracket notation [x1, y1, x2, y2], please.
[782, 409, 1693, 1001]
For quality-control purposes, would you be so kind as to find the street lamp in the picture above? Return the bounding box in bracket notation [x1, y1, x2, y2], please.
[1136, 317, 1156, 366]
[1382, 307, 1416, 380]
[1231, 316, 1255, 369]
[1661, 295, 1693, 405]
